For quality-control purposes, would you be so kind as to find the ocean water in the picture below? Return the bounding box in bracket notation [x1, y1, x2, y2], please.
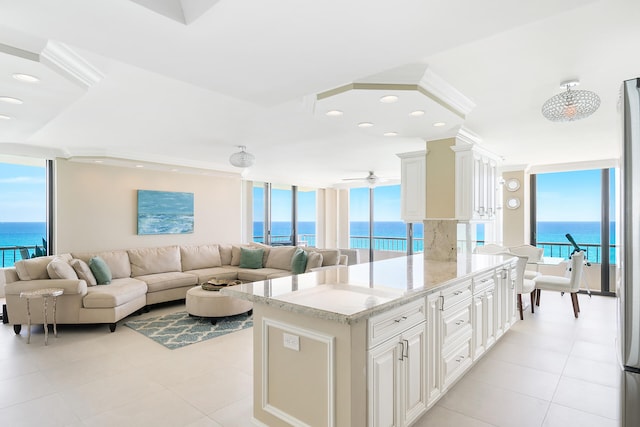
[0, 222, 47, 266]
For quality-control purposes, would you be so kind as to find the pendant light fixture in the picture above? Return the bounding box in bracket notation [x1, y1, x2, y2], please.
[541, 80, 601, 122]
[229, 145, 255, 168]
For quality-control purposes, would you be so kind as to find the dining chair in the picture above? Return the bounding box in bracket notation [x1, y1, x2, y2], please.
[508, 244, 543, 280]
[534, 251, 585, 318]
[475, 244, 534, 320]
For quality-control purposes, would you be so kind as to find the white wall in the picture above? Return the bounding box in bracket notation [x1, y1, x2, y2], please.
[54, 159, 242, 253]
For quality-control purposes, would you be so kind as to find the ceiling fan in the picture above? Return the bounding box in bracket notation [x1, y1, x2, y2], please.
[342, 171, 387, 186]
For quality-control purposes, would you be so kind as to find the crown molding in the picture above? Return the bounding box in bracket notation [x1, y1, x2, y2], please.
[40, 40, 104, 88]
[0, 143, 70, 160]
[419, 69, 476, 118]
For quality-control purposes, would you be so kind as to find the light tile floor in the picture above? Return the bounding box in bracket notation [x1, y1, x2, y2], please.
[0, 292, 619, 426]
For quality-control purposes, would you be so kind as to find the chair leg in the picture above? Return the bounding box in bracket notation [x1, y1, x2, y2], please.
[570, 293, 580, 318]
[536, 289, 541, 306]
[517, 294, 524, 320]
[530, 291, 536, 314]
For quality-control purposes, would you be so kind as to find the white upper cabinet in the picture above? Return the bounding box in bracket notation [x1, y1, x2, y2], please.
[451, 131, 500, 221]
[397, 151, 426, 222]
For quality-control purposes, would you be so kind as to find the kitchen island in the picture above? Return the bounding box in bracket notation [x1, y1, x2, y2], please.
[222, 253, 518, 427]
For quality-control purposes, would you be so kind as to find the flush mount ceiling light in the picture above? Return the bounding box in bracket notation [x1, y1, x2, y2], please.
[379, 95, 398, 104]
[229, 145, 255, 168]
[12, 73, 40, 83]
[409, 110, 425, 116]
[358, 122, 374, 128]
[0, 96, 23, 104]
[383, 132, 398, 137]
[433, 122, 446, 127]
[0, 114, 11, 120]
[541, 80, 601, 122]
[325, 110, 343, 116]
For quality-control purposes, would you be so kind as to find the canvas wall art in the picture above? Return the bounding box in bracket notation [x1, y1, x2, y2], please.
[137, 190, 194, 235]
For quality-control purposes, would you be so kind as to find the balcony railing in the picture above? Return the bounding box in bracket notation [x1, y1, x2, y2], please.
[0, 245, 37, 267]
[349, 236, 424, 253]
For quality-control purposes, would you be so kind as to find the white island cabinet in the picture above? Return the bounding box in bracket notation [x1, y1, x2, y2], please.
[222, 254, 517, 427]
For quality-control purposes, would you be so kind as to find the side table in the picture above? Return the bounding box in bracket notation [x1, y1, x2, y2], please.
[19, 288, 64, 345]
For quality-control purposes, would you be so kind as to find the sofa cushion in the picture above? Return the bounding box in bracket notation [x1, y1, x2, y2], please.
[183, 267, 239, 283]
[303, 248, 340, 266]
[180, 245, 222, 271]
[239, 247, 264, 269]
[305, 251, 324, 272]
[251, 242, 271, 265]
[90, 256, 112, 285]
[15, 254, 72, 281]
[47, 258, 78, 280]
[70, 259, 97, 286]
[128, 246, 181, 277]
[218, 243, 233, 265]
[290, 248, 308, 274]
[237, 268, 286, 282]
[134, 271, 197, 293]
[231, 245, 248, 266]
[265, 246, 297, 271]
[4, 278, 87, 296]
[82, 278, 147, 309]
[72, 250, 131, 279]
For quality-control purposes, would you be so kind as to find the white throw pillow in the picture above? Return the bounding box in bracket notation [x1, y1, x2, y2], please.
[265, 246, 297, 270]
[47, 258, 78, 280]
[305, 251, 324, 272]
[70, 258, 97, 286]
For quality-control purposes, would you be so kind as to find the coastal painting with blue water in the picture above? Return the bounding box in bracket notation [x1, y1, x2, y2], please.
[137, 190, 194, 235]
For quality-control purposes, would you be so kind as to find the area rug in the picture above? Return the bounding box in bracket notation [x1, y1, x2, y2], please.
[125, 311, 252, 350]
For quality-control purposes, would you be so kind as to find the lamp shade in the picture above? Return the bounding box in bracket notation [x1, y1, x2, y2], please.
[229, 146, 255, 168]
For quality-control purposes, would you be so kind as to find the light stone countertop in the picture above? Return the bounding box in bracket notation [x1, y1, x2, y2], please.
[221, 253, 514, 324]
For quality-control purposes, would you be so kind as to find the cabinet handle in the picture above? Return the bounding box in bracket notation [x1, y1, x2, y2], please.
[456, 355, 465, 363]
[393, 316, 408, 323]
[456, 319, 465, 325]
[453, 290, 462, 296]
[399, 341, 405, 361]
[403, 339, 409, 359]
[440, 295, 445, 311]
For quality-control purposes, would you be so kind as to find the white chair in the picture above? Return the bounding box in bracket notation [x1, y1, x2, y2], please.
[473, 243, 507, 255]
[508, 244, 543, 280]
[475, 244, 534, 320]
[533, 251, 585, 318]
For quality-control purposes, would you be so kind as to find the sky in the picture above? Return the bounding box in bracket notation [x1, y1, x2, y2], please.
[536, 169, 615, 222]
[0, 162, 46, 222]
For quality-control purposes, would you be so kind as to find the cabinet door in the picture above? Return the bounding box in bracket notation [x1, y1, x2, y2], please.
[425, 293, 441, 406]
[485, 289, 496, 348]
[369, 338, 401, 427]
[400, 324, 427, 426]
[400, 153, 426, 222]
[472, 294, 485, 360]
[472, 155, 483, 218]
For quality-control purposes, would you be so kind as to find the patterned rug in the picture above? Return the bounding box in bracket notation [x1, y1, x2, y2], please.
[125, 311, 252, 350]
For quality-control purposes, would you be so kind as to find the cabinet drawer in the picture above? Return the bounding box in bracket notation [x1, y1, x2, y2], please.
[442, 301, 472, 348]
[368, 299, 426, 348]
[440, 280, 472, 310]
[473, 270, 495, 294]
[442, 338, 473, 388]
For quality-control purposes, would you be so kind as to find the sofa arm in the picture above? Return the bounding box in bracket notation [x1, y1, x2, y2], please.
[4, 279, 88, 297]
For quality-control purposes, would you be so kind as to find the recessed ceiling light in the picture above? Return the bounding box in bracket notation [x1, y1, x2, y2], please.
[358, 122, 374, 128]
[384, 132, 398, 137]
[94, 160, 103, 163]
[0, 114, 11, 120]
[326, 110, 343, 117]
[170, 168, 179, 172]
[433, 122, 446, 127]
[410, 110, 425, 117]
[12, 73, 39, 83]
[135, 164, 144, 168]
[380, 95, 399, 104]
[0, 96, 23, 104]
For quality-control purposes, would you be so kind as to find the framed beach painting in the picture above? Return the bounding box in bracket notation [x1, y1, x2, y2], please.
[137, 190, 194, 235]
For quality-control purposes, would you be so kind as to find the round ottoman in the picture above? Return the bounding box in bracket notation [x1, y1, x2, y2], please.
[186, 286, 253, 323]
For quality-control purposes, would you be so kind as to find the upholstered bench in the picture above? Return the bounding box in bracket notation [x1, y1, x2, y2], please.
[185, 285, 253, 323]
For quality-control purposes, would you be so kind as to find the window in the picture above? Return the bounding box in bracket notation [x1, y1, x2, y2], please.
[297, 187, 316, 247]
[0, 160, 48, 267]
[252, 182, 265, 243]
[271, 185, 293, 245]
[533, 168, 616, 294]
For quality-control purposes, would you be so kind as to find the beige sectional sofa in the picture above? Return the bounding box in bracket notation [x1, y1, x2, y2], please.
[2, 243, 346, 333]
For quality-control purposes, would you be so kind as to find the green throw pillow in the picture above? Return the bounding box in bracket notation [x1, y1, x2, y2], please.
[89, 256, 112, 285]
[239, 247, 264, 269]
[291, 248, 308, 274]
